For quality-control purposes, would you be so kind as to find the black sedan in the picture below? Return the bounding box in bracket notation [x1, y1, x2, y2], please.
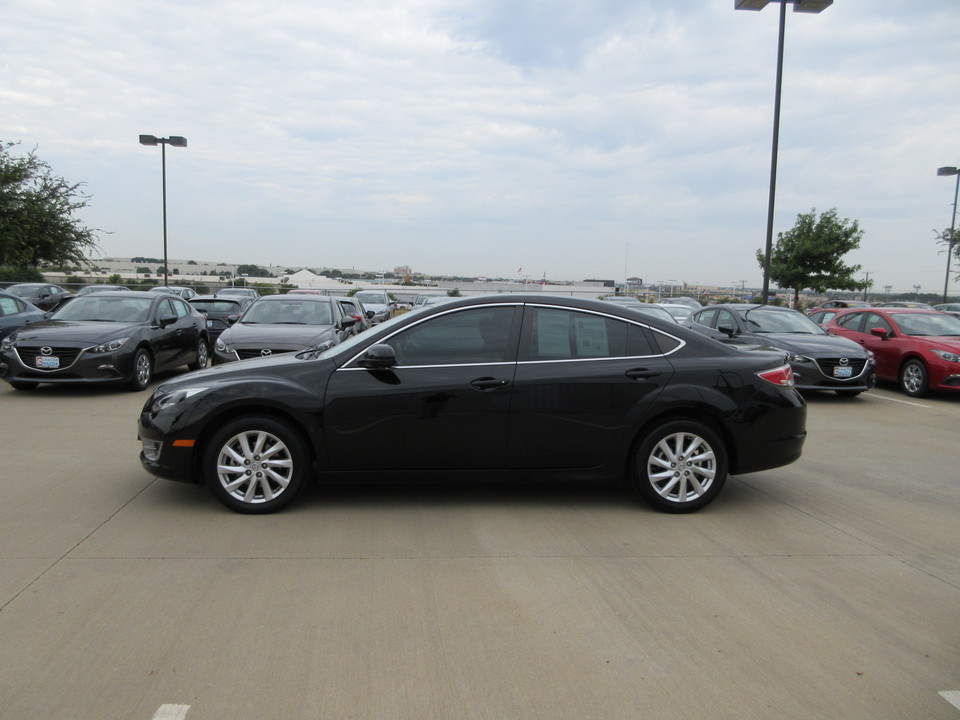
[213, 294, 356, 364]
[5, 282, 73, 311]
[189, 294, 255, 344]
[0, 290, 45, 341]
[139, 294, 807, 514]
[1, 291, 208, 391]
[683, 304, 876, 397]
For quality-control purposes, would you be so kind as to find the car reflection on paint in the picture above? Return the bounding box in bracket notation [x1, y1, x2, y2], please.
[139, 294, 807, 515]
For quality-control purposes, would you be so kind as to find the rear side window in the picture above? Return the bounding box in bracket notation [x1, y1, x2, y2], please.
[522, 308, 654, 360]
[837, 312, 863, 330]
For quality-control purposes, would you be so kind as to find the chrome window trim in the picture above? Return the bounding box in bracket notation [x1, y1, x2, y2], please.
[337, 300, 687, 370]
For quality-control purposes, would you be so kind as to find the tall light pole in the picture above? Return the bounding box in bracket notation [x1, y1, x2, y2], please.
[937, 166, 959, 303]
[139, 135, 187, 287]
[735, 0, 832, 305]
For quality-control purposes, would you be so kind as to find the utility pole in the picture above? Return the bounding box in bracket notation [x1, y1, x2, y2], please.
[862, 272, 871, 302]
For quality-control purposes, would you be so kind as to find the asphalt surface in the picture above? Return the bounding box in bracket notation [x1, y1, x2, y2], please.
[1, 376, 958, 720]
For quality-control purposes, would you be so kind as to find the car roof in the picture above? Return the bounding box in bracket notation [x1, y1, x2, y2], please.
[255, 294, 333, 302]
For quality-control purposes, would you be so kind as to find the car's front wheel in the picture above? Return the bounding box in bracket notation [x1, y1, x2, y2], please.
[128, 348, 153, 391]
[204, 416, 309, 514]
[633, 420, 727, 513]
[899, 359, 928, 397]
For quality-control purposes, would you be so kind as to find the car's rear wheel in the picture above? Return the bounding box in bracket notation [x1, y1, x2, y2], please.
[128, 348, 153, 391]
[899, 359, 928, 397]
[634, 420, 727, 513]
[188, 338, 209, 371]
[205, 416, 308, 514]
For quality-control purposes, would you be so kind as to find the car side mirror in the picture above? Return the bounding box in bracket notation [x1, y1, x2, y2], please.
[870, 326, 890, 340]
[226, 314, 240, 325]
[341, 317, 356, 327]
[366, 310, 376, 319]
[717, 323, 737, 338]
[357, 343, 397, 369]
[159, 313, 178, 328]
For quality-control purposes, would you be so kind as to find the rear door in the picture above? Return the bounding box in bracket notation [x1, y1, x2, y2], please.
[507, 305, 675, 469]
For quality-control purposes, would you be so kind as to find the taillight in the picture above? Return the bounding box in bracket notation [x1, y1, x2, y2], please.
[757, 364, 795, 387]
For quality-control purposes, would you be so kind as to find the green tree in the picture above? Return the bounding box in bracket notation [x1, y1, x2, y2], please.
[0, 141, 101, 269]
[934, 227, 959, 279]
[759, 208, 870, 307]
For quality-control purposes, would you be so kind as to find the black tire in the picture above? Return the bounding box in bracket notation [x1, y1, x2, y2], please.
[188, 338, 209, 371]
[9, 380, 39, 391]
[835, 389, 862, 398]
[128, 348, 153, 391]
[633, 420, 727, 513]
[204, 416, 309, 514]
[899, 359, 928, 398]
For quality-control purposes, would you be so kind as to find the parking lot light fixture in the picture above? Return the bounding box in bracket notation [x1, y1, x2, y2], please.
[139, 135, 188, 287]
[937, 166, 959, 303]
[735, 0, 832, 305]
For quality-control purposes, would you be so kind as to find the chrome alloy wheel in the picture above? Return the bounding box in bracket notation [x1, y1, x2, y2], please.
[215, 429, 295, 505]
[645, 431, 717, 504]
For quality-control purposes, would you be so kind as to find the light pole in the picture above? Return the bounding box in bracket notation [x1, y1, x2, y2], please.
[735, 0, 832, 305]
[139, 135, 187, 287]
[937, 166, 959, 303]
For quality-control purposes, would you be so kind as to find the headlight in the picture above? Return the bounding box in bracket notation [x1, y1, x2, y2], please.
[786, 353, 811, 363]
[1, 336, 13, 351]
[931, 349, 960, 364]
[150, 386, 209, 413]
[89, 337, 129, 353]
[216, 338, 233, 353]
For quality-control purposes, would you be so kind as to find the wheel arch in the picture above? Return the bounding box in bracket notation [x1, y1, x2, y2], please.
[190, 403, 318, 485]
[627, 405, 737, 477]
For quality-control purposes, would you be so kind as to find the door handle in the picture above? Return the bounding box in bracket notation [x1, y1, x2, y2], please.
[625, 368, 660, 380]
[470, 377, 510, 391]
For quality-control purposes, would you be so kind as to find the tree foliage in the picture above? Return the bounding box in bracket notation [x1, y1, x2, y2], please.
[934, 227, 960, 278]
[759, 208, 870, 306]
[0, 141, 101, 269]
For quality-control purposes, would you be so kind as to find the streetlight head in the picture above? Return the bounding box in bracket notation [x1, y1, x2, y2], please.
[139, 134, 159, 146]
[168, 136, 188, 148]
[734, 0, 769, 9]
[794, 0, 833, 13]
[937, 166, 959, 177]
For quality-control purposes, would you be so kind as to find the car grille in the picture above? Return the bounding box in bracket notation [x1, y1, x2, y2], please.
[15, 346, 83, 370]
[236, 348, 295, 360]
[813, 357, 868, 378]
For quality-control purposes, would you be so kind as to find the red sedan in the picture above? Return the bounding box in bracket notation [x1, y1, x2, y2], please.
[823, 307, 960, 397]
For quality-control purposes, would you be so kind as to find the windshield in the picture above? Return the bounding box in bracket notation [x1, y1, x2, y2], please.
[52, 296, 155, 323]
[354, 292, 387, 305]
[240, 299, 333, 325]
[893, 313, 960, 336]
[741, 308, 824, 334]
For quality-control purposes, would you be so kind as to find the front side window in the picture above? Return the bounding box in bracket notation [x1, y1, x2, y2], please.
[386, 306, 516, 366]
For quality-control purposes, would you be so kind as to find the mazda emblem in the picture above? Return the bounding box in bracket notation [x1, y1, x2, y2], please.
[839, 358, 849, 366]
[41, 347, 53, 356]
[261, 349, 272, 357]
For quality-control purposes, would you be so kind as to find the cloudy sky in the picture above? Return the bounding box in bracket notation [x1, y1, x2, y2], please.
[3, 0, 959, 293]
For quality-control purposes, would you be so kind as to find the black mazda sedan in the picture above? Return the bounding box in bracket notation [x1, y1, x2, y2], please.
[138, 295, 807, 514]
[213, 294, 355, 364]
[1, 291, 208, 391]
[683, 304, 876, 397]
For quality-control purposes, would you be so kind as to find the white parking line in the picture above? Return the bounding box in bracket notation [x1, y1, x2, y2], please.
[868, 393, 931, 409]
[152, 705, 190, 720]
[940, 691, 960, 711]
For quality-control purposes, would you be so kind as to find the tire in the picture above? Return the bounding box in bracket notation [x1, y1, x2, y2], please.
[835, 389, 862, 398]
[204, 416, 308, 514]
[9, 380, 39, 391]
[188, 338, 209, 371]
[899, 359, 928, 398]
[634, 420, 727, 513]
[128, 348, 153, 391]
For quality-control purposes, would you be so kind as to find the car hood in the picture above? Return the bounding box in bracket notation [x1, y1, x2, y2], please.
[220, 323, 335, 348]
[751, 332, 867, 357]
[7, 319, 142, 344]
